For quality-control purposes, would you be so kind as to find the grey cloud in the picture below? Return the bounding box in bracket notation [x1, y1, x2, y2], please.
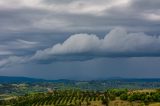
[8, 39, 39, 49]
[0, 0, 160, 35]
[0, 39, 41, 64]
[0, 56, 29, 68]
[130, 0, 160, 10]
[17, 39, 38, 45]
[42, 0, 75, 4]
[0, 39, 39, 52]
[0, 51, 13, 55]
[0, 6, 51, 33]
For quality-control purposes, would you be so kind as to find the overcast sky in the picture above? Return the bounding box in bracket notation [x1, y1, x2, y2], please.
[0, 0, 160, 80]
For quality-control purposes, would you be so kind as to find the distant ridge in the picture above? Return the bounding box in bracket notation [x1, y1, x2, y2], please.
[0, 76, 75, 83]
[0, 76, 46, 83]
[0, 76, 160, 83]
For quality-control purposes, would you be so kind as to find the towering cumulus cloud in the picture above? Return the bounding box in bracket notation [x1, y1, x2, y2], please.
[1, 28, 160, 67]
[32, 28, 160, 62]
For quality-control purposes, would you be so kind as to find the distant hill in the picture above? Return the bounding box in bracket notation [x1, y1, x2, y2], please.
[0, 76, 160, 83]
[0, 76, 46, 83]
[0, 76, 75, 83]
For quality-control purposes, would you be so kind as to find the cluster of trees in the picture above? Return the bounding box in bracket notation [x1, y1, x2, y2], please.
[120, 89, 160, 104]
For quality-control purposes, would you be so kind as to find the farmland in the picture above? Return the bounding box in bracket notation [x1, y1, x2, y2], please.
[1, 89, 160, 106]
[0, 77, 160, 106]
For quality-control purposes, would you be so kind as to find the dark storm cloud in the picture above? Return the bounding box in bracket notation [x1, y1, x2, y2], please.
[0, 0, 160, 79]
[1, 57, 160, 80]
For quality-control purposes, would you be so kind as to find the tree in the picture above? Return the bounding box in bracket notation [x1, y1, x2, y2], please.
[120, 94, 128, 100]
